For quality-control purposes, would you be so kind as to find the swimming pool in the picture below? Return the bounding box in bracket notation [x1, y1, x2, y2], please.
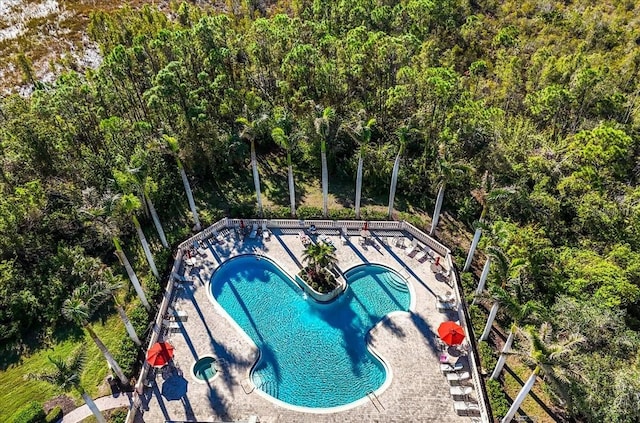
[209, 256, 411, 410]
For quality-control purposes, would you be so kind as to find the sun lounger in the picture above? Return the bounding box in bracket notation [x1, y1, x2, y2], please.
[299, 231, 312, 246]
[437, 301, 457, 312]
[318, 234, 334, 248]
[450, 386, 473, 399]
[262, 223, 271, 240]
[162, 319, 181, 332]
[453, 401, 480, 416]
[447, 371, 470, 384]
[212, 230, 225, 244]
[440, 361, 464, 373]
[415, 245, 435, 262]
[405, 239, 419, 256]
[340, 234, 348, 245]
[248, 223, 258, 238]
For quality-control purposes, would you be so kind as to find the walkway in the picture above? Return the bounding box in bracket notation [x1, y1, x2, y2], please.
[60, 393, 132, 423]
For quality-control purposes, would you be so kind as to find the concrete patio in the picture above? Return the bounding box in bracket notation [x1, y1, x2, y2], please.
[135, 221, 488, 422]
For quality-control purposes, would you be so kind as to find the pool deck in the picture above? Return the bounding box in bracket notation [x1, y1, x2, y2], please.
[138, 228, 482, 422]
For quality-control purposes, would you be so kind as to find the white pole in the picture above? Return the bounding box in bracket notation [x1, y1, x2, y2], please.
[430, 185, 445, 235]
[463, 227, 482, 271]
[502, 372, 538, 423]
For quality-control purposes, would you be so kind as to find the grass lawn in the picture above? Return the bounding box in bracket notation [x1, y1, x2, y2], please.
[503, 356, 559, 423]
[1, 314, 127, 422]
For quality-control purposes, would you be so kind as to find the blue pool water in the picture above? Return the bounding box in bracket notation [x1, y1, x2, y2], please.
[210, 256, 411, 409]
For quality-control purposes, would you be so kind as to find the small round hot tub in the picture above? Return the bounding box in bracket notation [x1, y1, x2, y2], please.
[191, 356, 217, 383]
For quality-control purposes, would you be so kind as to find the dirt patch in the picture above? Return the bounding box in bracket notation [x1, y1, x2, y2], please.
[44, 394, 76, 414]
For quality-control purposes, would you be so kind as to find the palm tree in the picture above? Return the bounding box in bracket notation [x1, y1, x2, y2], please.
[114, 161, 169, 248]
[344, 112, 376, 219]
[26, 344, 107, 423]
[302, 243, 338, 275]
[478, 247, 525, 341]
[502, 323, 584, 423]
[272, 126, 301, 217]
[430, 142, 470, 235]
[103, 270, 142, 346]
[237, 112, 267, 216]
[163, 135, 201, 230]
[463, 171, 515, 271]
[314, 106, 336, 217]
[388, 126, 409, 218]
[490, 295, 542, 380]
[78, 188, 150, 311]
[62, 282, 129, 384]
[117, 193, 159, 280]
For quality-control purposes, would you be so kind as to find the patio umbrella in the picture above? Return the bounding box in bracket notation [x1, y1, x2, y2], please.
[147, 341, 175, 368]
[363, 221, 368, 231]
[438, 321, 465, 346]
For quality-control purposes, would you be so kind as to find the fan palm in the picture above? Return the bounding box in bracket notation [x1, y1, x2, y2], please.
[26, 344, 107, 423]
[62, 282, 129, 384]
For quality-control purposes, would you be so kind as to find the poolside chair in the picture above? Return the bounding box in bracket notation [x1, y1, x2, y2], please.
[395, 236, 406, 248]
[437, 300, 457, 312]
[249, 223, 258, 238]
[414, 245, 434, 262]
[440, 361, 464, 373]
[262, 223, 271, 240]
[453, 401, 480, 416]
[450, 385, 473, 399]
[212, 230, 225, 244]
[447, 371, 470, 385]
[405, 239, 419, 256]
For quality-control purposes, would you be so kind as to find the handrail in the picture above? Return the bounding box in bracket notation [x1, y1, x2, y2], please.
[128, 217, 490, 423]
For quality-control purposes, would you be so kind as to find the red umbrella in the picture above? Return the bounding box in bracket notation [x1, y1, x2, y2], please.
[240, 219, 245, 229]
[438, 321, 465, 346]
[363, 221, 368, 231]
[146, 341, 175, 368]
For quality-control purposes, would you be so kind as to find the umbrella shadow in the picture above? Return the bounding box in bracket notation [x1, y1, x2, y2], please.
[161, 374, 188, 401]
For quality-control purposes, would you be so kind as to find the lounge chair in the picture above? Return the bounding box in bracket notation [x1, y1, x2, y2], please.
[299, 231, 312, 246]
[453, 401, 480, 416]
[447, 371, 470, 384]
[162, 319, 181, 333]
[437, 301, 457, 312]
[395, 237, 406, 248]
[212, 230, 225, 244]
[262, 223, 271, 240]
[359, 236, 367, 246]
[415, 245, 434, 262]
[450, 386, 473, 399]
[440, 361, 464, 373]
[405, 239, 419, 256]
[340, 234, 348, 245]
[249, 223, 258, 238]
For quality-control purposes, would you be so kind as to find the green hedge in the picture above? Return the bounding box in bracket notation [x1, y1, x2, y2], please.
[44, 406, 62, 423]
[477, 340, 497, 374]
[486, 379, 510, 418]
[12, 401, 45, 423]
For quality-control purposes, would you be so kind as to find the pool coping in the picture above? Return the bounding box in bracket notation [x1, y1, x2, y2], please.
[205, 255, 412, 414]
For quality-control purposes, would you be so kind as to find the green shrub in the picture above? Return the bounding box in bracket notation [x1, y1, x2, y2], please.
[128, 303, 150, 337]
[486, 379, 510, 418]
[467, 304, 485, 337]
[44, 406, 62, 423]
[113, 337, 139, 377]
[12, 401, 45, 423]
[360, 208, 389, 220]
[477, 340, 497, 374]
[327, 208, 356, 220]
[143, 273, 162, 301]
[263, 205, 291, 218]
[296, 206, 323, 219]
[108, 407, 128, 423]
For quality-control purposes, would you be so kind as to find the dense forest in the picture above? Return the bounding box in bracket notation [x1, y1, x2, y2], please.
[2, 0, 640, 421]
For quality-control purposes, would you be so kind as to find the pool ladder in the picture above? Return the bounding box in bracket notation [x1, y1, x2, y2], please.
[367, 390, 385, 412]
